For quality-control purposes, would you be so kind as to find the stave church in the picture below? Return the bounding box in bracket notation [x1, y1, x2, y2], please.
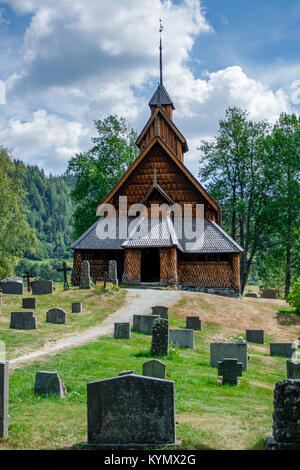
[71, 32, 243, 297]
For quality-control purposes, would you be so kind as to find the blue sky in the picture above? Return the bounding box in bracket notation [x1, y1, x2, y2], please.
[0, 0, 299, 175]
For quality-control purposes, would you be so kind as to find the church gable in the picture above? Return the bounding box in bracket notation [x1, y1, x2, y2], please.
[107, 140, 219, 222]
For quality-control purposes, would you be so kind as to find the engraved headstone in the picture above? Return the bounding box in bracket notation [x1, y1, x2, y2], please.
[0, 361, 9, 437]
[0, 278, 23, 295]
[80, 261, 91, 290]
[169, 329, 194, 349]
[10, 311, 37, 330]
[114, 322, 130, 339]
[87, 374, 176, 447]
[210, 342, 248, 371]
[151, 318, 169, 356]
[22, 298, 37, 309]
[151, 306, 168, 320]
[133, 314, 160, 335]
[218, 358, 243, 385]
[31, 280, 53, 295]
[143, 359, 166, 379]
[34, 371, 64, 398]
[246, 329, 264, 344]
[270, 343, 296, 358]
[186, 316, 201, 331]
[46, 308, 66, 324]
[72, 302, 82, 313]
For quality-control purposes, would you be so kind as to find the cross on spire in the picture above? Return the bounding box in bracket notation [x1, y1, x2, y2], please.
[159, 19, 163, 86]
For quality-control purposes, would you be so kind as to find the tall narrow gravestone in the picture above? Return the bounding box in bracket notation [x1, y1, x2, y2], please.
[108, 260, 118, 285]
[87, 374, 177, 447]
[0, 361, 9, 438]
[266, 380, 300, 450]
[151, 318, 169, 356]
[80, 261, 91, 290]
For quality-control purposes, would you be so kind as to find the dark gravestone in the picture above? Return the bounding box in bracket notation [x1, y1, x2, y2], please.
[270, 343, 296, 358]
[210, 342, 248, 371]
[34, 371, 64, 398]
[22, 298, 37, 309]
[114, 322, 130, 339]
[72, 302, 82, 313]
[108, 260, 118, 285]
[31, 280, 53, 295]
[151, 306, 168, 320]
[0, 361, 9, 438]
[261, 289, 277, 299]
[10, 311, 37, 330]
[87, 374, 176, 447]
[266, 379, 300, 450]
[245, 293, 258, 298]
[169, 329, 194, 349]
[80, 260, 91, 290]
[133, 314, 160, 335]
[286, 360, 300, 379]
[218, 358, 243, 385]
[246, 329, 264, 344]
[46, 308, 66, 324]
[0, 279, 23, 295]
[119, 370, 136, 376]
[151, 318, 169, 356]
[143, 359, 166, 379]
[186, 316, 201, 331]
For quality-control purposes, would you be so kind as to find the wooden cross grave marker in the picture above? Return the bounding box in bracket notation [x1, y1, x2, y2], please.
[57, 262, 72, 291]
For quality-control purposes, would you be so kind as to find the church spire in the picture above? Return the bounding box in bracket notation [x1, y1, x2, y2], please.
[148, 20, 175, 117]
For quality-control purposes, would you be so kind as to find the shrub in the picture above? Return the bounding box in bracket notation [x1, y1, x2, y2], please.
[287, 277, 300, 315]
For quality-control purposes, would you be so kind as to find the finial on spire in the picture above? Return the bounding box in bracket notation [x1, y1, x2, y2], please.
[159, 19, 163, 86]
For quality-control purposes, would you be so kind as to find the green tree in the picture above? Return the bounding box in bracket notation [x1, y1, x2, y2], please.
[198, 107, 276, 293]
[0, 147, 36, 278]
[67, 115, 139, 238]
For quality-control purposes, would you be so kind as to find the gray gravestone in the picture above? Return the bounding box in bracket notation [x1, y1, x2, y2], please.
[114, 322, 130, 339]
[218, 358, 243, 385]
[34, 371, 64, 398]
[119, 370, 136, 376]
[80, 260, 91, 290]
[46, 308, 66, 324]
[22, 298, 37, 309]
[169, 329, 194, 349]
[245, 293, 258, 298]
[108, 260, 118, 285]
[0, 361, 9, 437]
[87, 374, 176, 447]
[151, 318, 169, 356]
[210, 342, 248, 371]
[246, 329, 264, 344]
[10, 311, 37, 330]
[0, 278, 23, 295]
[143, 359, 166, 379]
[186, 316, 201, 331]
[31, 280, 53, 295]
[270, 343, 296, 358]
[72, 302, 82, 313]
[133, 314, 160, 335]
[286, 360, 300, 379]
[151, 306, 168, 320]
[266, 379, 300, 450]
[261, 289, 277, 299]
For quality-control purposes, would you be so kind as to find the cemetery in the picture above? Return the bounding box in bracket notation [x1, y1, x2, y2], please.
[0, 282, 299, 450]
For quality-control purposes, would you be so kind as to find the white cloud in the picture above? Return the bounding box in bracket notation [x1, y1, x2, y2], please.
[0, 109, 89, 173]
[0, 0, 296, 177]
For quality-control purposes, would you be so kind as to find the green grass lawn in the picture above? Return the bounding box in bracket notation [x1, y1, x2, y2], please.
[0, 310, 288, 450]
[0, 283, 126, 360]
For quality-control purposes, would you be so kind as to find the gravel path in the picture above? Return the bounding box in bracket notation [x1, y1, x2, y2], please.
[10, 288, 182, 370]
